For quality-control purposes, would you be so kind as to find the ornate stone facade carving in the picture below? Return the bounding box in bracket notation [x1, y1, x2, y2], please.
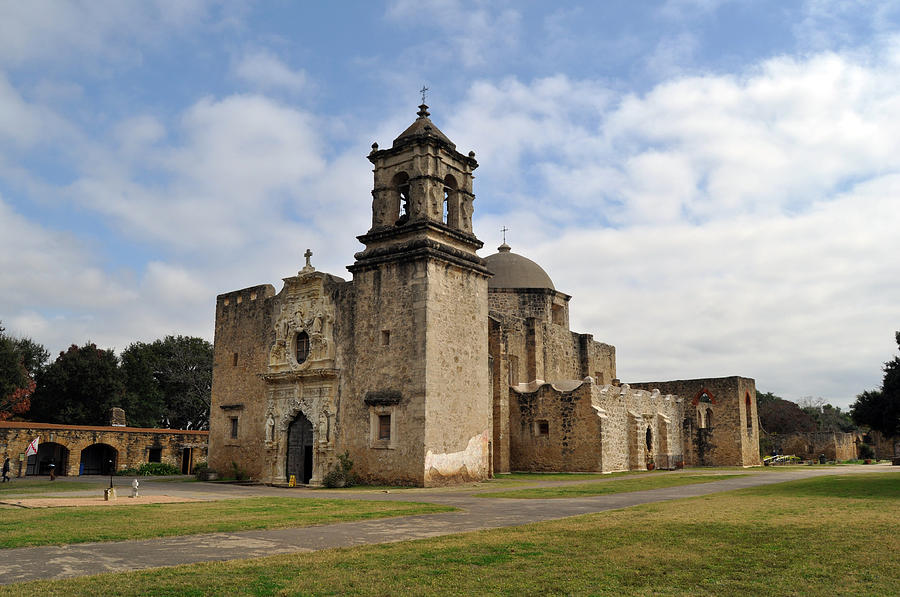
[268, 273, 335, 372]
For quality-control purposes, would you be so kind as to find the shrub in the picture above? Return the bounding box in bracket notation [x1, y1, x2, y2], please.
[229, 461, 248, 481]
[858, 443, 875, 459]
[323, 451, 358, 488]
[116, 462, 180, 476]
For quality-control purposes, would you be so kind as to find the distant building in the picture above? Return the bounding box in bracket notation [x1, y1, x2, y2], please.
[0, 409, 207, 477]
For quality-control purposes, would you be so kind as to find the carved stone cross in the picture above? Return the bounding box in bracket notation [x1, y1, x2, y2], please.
[300, 248, 315, 274]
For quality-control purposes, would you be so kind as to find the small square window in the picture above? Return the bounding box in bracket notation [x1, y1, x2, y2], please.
[537, 420, 549, 436]
[378, 414, 391, 440]
[230, 417, 239, 439]
[381, 330, 390, 346]
[148, 447, 162, 463]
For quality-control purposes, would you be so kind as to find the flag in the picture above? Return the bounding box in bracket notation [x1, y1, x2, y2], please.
[25, 437, 39, 457]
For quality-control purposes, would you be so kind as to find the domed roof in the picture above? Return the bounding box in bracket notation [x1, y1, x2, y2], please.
[484, 243, 555, 290]
[393, 104, 455, 149]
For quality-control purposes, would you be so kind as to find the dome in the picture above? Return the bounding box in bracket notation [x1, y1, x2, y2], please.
[392, 104, 455, 149]
[484, 243, 555, 290]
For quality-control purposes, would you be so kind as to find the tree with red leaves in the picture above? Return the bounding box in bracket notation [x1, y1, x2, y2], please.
[0, 323, 47, 421]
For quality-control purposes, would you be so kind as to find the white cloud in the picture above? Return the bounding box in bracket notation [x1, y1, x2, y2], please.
[385, 0, 522, 69]
[453, 45, 900, 406]
[69, 94, 327, 250]
[233, 50, 309, 94]
[0, 0, 220, 68]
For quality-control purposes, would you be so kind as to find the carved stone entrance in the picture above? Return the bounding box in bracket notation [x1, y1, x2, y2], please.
[286, 413, 314, 484]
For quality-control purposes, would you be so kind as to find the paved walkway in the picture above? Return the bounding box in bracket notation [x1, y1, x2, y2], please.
[1, 465, 896, 585]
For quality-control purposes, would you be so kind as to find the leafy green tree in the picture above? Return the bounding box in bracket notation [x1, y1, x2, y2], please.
[29, 343, 126, 425]
[0, 322, 48, 421]
[121, 336, 212, 429]
[851, 331, 900, 438]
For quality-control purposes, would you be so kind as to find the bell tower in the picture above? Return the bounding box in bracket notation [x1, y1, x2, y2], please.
[355, 103, 482, 262]
[346, 103, 492, 486]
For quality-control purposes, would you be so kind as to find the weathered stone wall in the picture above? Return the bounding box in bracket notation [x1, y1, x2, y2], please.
[631, 377, 761, 467]
[773, 431, 861, 461]
[509, 381, 601, 472]
[209, 284, 276, 479]
[869, 431, 899, 460]
[0, 421, 208, 477]
[423, 260, 491, 485]
[337, 260, 428, 486]
[591, 383, 684, 472]
[507, 381, 682, 473]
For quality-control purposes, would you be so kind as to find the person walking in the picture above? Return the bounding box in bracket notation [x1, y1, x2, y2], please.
[2, 456, 10, 482]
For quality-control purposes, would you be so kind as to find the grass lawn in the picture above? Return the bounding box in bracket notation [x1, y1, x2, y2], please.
[4, 472, 898, 596]
[0, 497, 454, 548]
[0, 479, 107, 496]
[476, 473, 744, 498]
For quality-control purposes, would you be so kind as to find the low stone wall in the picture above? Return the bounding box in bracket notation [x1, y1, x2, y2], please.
[0, 421, 208, 477]
[771, 431, 861, 461]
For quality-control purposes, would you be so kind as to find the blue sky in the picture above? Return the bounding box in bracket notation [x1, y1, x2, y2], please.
[2, 0, 900, 409]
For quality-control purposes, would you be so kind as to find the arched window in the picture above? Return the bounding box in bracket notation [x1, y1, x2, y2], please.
[745, 393, 753, 428]
[296, 331, 310, 364]
[392, 172, 410, 225]
[443, 174, 458, 228]
[645, 427, 653, 451]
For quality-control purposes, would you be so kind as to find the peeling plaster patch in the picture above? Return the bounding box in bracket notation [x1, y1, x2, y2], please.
[424, 430, 489, 484]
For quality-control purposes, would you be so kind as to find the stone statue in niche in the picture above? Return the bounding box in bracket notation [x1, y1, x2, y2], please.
[265, 412, 276, 442]
[318, 409, 329, 443]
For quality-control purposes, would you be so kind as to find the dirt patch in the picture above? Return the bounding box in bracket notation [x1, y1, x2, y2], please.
[0, 495, 200, 509]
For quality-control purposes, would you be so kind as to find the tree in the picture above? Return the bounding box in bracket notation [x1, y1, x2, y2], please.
[798, 397, 856, 433]
[851, 331, 900, 438]
[0, 322, 48, 421]
[756, 390, 816, 434]
[121, 336, 212, 429]
[29, 343, 126, 425]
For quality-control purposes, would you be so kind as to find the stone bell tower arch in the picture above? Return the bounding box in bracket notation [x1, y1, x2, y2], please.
[345, 102, 493, 486]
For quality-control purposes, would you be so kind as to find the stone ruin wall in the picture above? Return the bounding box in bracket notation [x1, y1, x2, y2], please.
[591, 383, 684, 472]
[507, 380, 682, 473]
[774, 431, 861, 461]
[631, 377, 761, 467]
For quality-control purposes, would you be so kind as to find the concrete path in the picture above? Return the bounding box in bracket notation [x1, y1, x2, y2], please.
[1, 465, 896, 585]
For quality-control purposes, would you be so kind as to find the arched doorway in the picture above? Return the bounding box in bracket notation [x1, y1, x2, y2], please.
[25, 442, 70, 476]
[286, 413, 314, 484]
[80, 443, 118, 475]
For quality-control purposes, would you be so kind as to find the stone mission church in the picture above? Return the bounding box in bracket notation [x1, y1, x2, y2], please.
[209, 104, 762, 486]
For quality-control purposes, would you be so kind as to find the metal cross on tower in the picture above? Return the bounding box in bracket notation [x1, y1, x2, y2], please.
[501, 226, 509, 244]
[420, 85, 429, 104]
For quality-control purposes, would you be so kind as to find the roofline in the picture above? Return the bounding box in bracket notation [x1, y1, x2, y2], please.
[0, 421, 209, 435]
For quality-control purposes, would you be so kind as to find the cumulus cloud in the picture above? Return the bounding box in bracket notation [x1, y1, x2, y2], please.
[233, 50, 310, 94]
[0, 0, 220, 68]
[385, 0, 522, 69]
[456, 46, 900, 406]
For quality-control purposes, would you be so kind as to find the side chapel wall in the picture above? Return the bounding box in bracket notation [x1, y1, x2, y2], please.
[209, 284, 276, 480]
